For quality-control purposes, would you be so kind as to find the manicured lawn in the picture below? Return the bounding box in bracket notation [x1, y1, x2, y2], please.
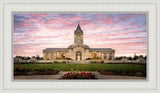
[14, 63, 146, 72]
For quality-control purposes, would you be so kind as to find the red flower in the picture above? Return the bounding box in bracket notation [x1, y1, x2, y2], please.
[62, 71, 96, 79]
[43, 65, 45, 68]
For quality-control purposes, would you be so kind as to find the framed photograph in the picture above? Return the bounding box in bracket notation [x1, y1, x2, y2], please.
[0, 0, 160, 93]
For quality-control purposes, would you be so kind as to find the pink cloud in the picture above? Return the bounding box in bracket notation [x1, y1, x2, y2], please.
[13, 13, 147, 57]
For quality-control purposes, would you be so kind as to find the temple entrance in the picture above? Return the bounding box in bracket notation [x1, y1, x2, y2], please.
[76, 51, 82, 61]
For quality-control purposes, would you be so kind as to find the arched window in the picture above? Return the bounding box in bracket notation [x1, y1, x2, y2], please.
[46, 55, 50, 60]
[92, 53, 97, 58]
[51, 55, 54, 60]
[61, 53, 65, 58]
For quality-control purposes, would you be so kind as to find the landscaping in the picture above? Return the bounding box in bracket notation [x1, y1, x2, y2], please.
[91, 57, 102, 60]
[61, 71, 96, 79]
[14, 63, 146, 71]
[97, 69, 146, 77]
[91, 60, 104, 63]
[14, 65, 60, 76]
[55, 58, 67, 60]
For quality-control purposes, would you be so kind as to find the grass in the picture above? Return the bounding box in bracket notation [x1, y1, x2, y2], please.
[14, 63, 146, 72]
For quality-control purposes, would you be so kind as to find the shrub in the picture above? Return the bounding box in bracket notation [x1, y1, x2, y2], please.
[91, 61, 96, 63]
[100, 60, 104, 63]
[86, 58, 92, 60]
[97, 69, 146, 77]
[47, 69, 53, 71]
[54, 61, 59, 63]
[62, 61, 66, 63]
[14, 67, 60, 75]
[39, 69, 46, 72]
[14, 66, 20, 72]
[91, 61, 104, 64]
[14, 62, 35, 64]
[92, 57, 102, 60]
[56, 58, 66, 60]
[34, 69, 40, 72]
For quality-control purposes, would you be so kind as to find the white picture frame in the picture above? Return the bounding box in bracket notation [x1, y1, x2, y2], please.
[0, 0, 160, 93]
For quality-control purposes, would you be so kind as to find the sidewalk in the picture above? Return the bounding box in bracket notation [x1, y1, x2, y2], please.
[14, 71, 146, 80]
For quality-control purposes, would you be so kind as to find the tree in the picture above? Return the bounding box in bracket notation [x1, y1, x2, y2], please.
[128, 57, 132, 60]
[115, 56, 123, 60]
[40, 57, 43, 60]
[36, 55, 40, 60]
[139, 55, 143, 58]
[133, 56, 138, 60]
[26, 56, 31, 60]
[144, 55, 147, 60]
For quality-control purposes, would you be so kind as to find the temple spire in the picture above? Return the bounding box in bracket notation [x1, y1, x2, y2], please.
[76, 23, 81, 31]
[74, 22, 83, 34]
[74, 22, 83, 44]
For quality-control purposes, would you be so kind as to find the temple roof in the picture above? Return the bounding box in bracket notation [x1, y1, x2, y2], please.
[68, 44, 90, 49]
[43, 48, 68, 51]
[46, 48, 67, 50]
[90, 48, 115, 52]
[90, 48, 112, 50]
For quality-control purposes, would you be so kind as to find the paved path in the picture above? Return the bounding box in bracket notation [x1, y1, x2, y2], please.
[14, 71, 146, 80]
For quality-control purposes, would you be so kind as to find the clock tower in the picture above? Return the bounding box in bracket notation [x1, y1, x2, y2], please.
[74, 24, 83, 45]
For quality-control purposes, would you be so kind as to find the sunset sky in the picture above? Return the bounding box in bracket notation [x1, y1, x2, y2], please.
[13, 13, 147, 57]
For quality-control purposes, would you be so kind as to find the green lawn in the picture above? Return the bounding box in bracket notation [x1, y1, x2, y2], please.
[14, 63, 146, 72]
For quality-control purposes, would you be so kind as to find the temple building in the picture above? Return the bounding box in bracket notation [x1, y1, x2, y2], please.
[43, 24, 115, 61]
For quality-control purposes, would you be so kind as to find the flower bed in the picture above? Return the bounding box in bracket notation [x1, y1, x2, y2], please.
[91, 60, 104, 64]
[14, 66, 60, 75]
[97, 70, 146, 77]
[62, 71, 97, 79]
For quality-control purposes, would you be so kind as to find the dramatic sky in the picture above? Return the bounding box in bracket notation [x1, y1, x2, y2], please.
[13, 13, 147, 57]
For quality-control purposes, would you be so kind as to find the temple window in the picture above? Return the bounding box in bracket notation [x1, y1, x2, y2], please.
[61, 53, 65, 58]
[108, 56, 112, 60]
[104, 56, 106, 59]
[92, 53, 97, 58]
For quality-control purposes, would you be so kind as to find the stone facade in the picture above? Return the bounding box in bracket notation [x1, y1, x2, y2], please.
[43, 24, 115, 61]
